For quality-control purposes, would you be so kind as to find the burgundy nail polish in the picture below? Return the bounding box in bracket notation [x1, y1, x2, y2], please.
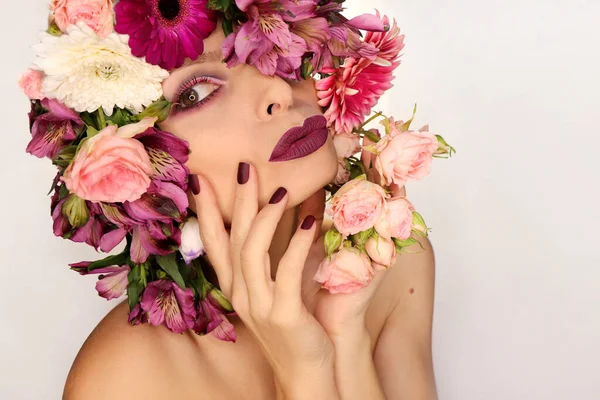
[301, 215, 316, 230]
[189, 174, 200, 195]
[269, 187, 287, 204]
[238, 162, 250, 185]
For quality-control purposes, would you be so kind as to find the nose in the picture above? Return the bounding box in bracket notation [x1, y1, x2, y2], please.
[256, 75, 294, 121]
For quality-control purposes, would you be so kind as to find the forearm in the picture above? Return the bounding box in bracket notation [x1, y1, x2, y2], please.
[274, 363, 341, 400]
[331, 328, 386, 400]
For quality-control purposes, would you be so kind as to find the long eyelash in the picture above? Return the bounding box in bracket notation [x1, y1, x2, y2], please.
[171, 75, 223, 115]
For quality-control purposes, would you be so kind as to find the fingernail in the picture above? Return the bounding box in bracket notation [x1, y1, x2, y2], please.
[238, 162, 250, 185]
[301, 215, 316, 230]
[189, 174, 200, 195]
[269, 187, 287, 204]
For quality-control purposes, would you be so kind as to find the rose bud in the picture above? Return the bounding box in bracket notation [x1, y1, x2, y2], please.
[179, 216, 205, 264]
[365, 235, 397, 269]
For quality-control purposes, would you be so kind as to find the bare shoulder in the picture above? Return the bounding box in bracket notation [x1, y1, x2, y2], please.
[63, 300, 201, 400]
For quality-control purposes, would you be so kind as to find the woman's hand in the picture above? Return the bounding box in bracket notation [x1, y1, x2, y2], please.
[190, 163, 339, 400]
[298, 135, 406, 339]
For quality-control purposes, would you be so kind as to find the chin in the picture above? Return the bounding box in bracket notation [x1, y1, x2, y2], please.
[279, 138, 338, 208]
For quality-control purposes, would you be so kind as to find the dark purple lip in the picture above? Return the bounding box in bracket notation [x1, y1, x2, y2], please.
[269, 115, 329, 162]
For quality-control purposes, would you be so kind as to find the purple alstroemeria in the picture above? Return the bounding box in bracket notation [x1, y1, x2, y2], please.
[346, 13, 390, 32]
[140, 280, 197, 334]
[27, 98, 84, 159]
[124, 180, 189, 224]
[128, 303, 148, 326]
[130, 221, 182, 264]
[134, 128, 190, 188]
[193, 295, 237, 342]
[223, 4, 308, 78]
[290, 17, 331, 70]
[279, 0, 318, 22]
[51, 190, 109, 250]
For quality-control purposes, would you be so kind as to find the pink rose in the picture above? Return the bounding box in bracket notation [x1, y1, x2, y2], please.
[374, 197, 415, 240]
[334, 159, 350, 185]
[314, 247, 374, 294]
[50, 0, 114, 38]
[328, 177, 389, 236]
[62, 118, 157, 203]
[19, 69, 45, 100]
[333, 131, 361, 159]
[365, 236, 397, 269]
[374, 125, 439, 187]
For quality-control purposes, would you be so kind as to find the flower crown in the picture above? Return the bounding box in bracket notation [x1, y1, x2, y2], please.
[19, 0, 455, 341]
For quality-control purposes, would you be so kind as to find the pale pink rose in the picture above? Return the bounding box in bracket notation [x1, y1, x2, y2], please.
[50, 0, 114, 38]
[334, 159, 350, 185]
[314, 247, 374, 294]
[374, 125, 439, 187]
[333, 131, 361, 159]
[62, 118, 157, 203]
[365, 236, 397, 269]
[19, 69, 45, 100]
[374, 197, 415, 240]
[328, 177, 389, 236]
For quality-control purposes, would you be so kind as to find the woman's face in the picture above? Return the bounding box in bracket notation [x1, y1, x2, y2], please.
[160, 28, 338, 224]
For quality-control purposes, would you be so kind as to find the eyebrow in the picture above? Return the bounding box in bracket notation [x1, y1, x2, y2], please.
[176, 50, 224, 71]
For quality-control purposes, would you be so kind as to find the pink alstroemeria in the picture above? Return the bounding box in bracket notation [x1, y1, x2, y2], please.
[94, 265, 131, 300]
[316, 13, 405, 133]
[130, 221, 182, 263]
[27, 98, 84, 159]
[140, 280, 197, 334]
[67, 262, 130, 300]
[223, 4, 308, 78]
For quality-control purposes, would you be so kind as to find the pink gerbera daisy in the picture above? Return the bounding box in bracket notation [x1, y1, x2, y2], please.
[114, 0, 217, 70]
[316, 13, 405, 134]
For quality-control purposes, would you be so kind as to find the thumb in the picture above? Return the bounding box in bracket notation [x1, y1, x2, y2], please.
[298, 188, 326, 243]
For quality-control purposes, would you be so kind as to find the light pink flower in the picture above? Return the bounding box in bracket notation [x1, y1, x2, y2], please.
[94, 265, 131, 300]
[141, 280, 197, 334]
[328, 177, 389, 236]
[374, 125, 439, 187]
[50, 0, 114, 38]
[316, 13, 404, 133]
[333, 131, 361, 158]
[375, 197, 415, 240]
[334, 159, 350, 185]
[365, 236, 397, 269]
[19, 69, 45, 100]
[62, 118, 157, 203]
[314, 247, 374, 294]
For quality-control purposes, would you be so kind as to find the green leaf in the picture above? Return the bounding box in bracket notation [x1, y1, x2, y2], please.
[156, 253, 186, 289]
[86, 125, 99, 138]
[127, 281, 142, 311]
[222, 18, 234, 36]
[88, 251, 130, 273]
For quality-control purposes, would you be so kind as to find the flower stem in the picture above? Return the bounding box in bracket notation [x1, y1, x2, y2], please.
[358, 111, 384, 130]
[97, 108, 107, 130]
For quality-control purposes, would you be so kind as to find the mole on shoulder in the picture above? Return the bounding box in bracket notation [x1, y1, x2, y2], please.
[409, 288, 415, 294]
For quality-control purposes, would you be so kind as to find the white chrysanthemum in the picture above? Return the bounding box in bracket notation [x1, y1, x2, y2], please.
[32, 22, 169, 116]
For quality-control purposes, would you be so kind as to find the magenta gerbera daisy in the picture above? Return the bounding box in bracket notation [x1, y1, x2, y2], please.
[114, 0, 217, 70]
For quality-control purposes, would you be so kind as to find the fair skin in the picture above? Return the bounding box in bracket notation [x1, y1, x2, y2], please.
[63, 28, 437, 399]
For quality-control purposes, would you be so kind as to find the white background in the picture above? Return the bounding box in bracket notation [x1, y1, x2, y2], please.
[1, 0, 599, 399]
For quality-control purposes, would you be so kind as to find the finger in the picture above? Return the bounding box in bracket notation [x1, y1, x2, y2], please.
[273, 215, 317, 312]
[190, 174, 233, 297]
[230, 162, 259, 297]
[241, 186, 289, 305]
[298, 188, 325, 242]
